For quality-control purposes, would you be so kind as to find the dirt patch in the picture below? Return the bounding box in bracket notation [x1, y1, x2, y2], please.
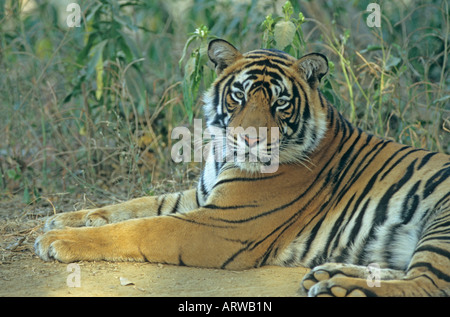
[0, 196, 309, 297]
[1, 259, 309, 297]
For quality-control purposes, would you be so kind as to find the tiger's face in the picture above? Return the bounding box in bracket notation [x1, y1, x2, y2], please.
[203, 39, 329, 172]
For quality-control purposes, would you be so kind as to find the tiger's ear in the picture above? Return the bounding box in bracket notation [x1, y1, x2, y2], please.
[296, 53, 328, 89]
[208, 39, 242, 75]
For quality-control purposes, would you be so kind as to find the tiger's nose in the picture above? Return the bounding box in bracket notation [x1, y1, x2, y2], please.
[243, 135, 263, 147]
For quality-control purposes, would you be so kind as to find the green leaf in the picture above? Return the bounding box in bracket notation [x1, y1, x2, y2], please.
[182, 79, 193, 123]
[384, 56, 401, 71]
[360, 45, 383, 54]
[86, 39, 107, 79]
[274, 20, 296, 50]
[179, 35, 198, 69]
[6, 168, 20, 180]
[118, 30, 139, 61]
[23, 187, 31, 204]
[262, 14, 274, 31]
[432, 95, 450, 104]
[95, 53, 104, 100]
[35, 38, 53, 59]
[184, 52, 197, 81]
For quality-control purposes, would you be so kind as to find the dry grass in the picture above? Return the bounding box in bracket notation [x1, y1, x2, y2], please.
[0, 0, 448, 210]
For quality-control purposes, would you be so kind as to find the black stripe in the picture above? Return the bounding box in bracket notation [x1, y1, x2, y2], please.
[408, 261, 450, 283]
[195, 190, 201, 207]
[293, 83, 309, 142]
[329, 194, 356, 252]
[170, 193, 182, 214]
[167, 214, 233, 229]
[243, 59, 287, 73]
[420, 222, 450, 239]
[178, 254, 186, 266]
[334, 140, 393, 222]
[415, 245, 450, 259]
[419, 235, 450, 244]
[418, 152, 438, 169]
[299, 214, 327, 263]
[254, 205, 312, 266]
[335, 199, 371, 263]
[213, 74, 234, 111]
[423, 165, 450, 199]
[212, 172, 328, 270]
[404, 273, 440, 295]
[349, 199, 371, 243]
[209, 112, 227, 128]
[244, 68, 284, 82]
[207, 196, 299, 224]
[260, 246, 276, 266]
[232, 81, 244, 91]
[248, 80, 273, 100]
[284, 80, 301, 134]
[221, 246, 249, 269]
[400, 180, 421, 224]
[251, 166, 347, 266]
[214, 160, 221, 177]
[383, 222, 405, 263]
[380, 148, 421, 181]
[331, 135, 379, 201]
[246, 49, 291, 60]
[334, 132, 363, 180]
[375, 159, 417, 226]
[200, 169, 209, 198]
[351, 287, 378, 297]
[337, 111, 350, 139]
[244, 56, 291, 67]
[212, 173, 281, 190]
[352, 152, 416, 263]
[221, 76, 235, 114]
[203, 203, 258, 211]
[432, 192, 450, 212]
[157, 196, 166, 216]
[327, 103, 336, 135]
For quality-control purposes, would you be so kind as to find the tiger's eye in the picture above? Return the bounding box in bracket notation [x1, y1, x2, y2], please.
[276, 99, 287, 106]
[233, 91, 245, 100]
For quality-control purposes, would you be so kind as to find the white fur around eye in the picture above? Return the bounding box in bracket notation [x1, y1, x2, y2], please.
[275, 99, 290, 111]
[232, 91, 245, 102]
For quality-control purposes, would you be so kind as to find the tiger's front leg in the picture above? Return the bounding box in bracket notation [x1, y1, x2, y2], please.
[35, 209, 253, 268]
[44, 189, 198, 231]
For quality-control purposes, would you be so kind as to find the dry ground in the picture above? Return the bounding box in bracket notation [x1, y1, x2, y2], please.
[0, 196, 309, 297]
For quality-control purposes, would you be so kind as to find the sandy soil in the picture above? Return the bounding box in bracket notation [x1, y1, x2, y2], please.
[0, 196, 309, 297]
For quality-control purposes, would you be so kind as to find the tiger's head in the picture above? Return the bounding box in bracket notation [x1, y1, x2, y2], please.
[203, 39, 329, 173]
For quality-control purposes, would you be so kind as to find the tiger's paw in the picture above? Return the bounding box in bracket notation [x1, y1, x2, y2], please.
[44, 209, 114, 231]
[301, 263, 375, 297]
[34, 229, 87, 262]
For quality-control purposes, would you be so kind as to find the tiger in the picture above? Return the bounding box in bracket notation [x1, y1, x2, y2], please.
[35, 39, 450, 297]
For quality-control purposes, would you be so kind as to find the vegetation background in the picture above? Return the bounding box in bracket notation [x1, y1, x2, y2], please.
[0, 0, 448, 214]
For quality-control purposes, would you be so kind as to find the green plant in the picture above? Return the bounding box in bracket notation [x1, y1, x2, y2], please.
[261, 1, 307, 57]
[179, 25, 216, 123]
[0, 0, 447, 208]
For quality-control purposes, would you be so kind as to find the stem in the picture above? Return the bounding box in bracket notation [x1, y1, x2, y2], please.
[339, 53, 356, 123]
